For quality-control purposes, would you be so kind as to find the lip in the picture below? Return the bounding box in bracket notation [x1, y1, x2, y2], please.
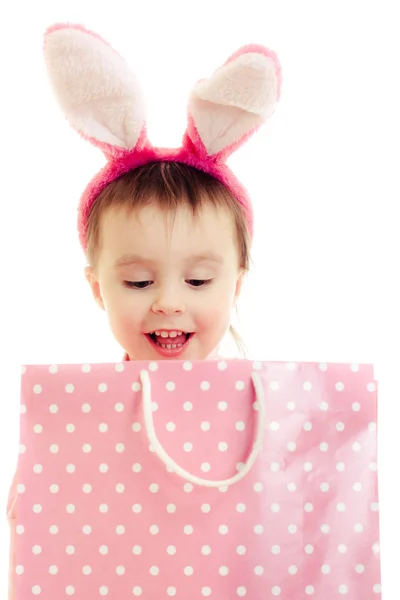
[145, 333, 194, 358]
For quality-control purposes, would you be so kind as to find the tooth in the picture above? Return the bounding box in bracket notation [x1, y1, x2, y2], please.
[166, 344, 172, 349]
[177, 331, 182, 336]
[169, 332, 177, 338]
[161, 332, 169, 338]
[171, 344, 177, 348]
[155, 331, 161, 336]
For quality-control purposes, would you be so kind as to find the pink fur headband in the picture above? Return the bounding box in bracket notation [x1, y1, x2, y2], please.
[43, 23, 282, 251]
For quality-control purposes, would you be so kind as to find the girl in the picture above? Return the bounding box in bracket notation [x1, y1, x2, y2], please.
[7, 22, 281, 599]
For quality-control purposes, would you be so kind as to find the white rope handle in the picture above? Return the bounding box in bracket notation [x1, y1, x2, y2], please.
[139, 369, 266, 488]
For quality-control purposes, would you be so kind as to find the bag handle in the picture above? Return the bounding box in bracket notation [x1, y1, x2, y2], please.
[139, 370, 266, 488]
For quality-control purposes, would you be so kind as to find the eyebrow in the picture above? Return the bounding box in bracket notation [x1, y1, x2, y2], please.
[113, 252, 224, 268]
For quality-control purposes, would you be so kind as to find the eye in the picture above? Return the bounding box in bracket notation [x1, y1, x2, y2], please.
[187, 279, 213, 288]
[124, 281, 153, 289]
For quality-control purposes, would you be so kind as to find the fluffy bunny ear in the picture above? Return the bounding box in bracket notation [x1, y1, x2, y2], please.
[43, 24, 146, 157]
[186, 44, 282, 160]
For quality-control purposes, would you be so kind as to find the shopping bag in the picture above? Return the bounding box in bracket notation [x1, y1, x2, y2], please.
[14, 359, 381, 599]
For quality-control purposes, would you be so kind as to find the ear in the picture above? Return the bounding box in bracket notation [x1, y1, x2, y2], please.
[84, 266, 105, 311]
[43, 24, 147, 157]
[234, 270, 245, 305]
[186, 44, 282, 160]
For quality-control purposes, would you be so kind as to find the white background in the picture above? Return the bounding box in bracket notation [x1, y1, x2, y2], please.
[0, 0, 399, 597]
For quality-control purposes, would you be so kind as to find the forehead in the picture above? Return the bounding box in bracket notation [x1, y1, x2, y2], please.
[98, 202, 239, 266]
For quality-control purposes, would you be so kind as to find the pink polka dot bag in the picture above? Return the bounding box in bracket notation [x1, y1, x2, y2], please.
[14, 359, 381, 598]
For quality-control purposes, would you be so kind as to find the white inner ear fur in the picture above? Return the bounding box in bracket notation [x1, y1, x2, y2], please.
[45, 28, 145, 150]
[190, 52, 278, 155]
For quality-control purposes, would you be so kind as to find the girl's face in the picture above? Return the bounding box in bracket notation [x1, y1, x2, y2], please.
[85, 202, 243, 361]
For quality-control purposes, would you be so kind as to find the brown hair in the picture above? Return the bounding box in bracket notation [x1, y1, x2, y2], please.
[86, 162, 251, 355]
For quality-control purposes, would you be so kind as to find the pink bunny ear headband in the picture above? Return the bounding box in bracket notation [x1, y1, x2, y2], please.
[43, 23, 282, 252]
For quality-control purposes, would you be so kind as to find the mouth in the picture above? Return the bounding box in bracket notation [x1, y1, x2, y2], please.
[145, 330, 194, 357]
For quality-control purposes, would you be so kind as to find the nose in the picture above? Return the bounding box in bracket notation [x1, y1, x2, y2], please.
[151, 287, 185, 316]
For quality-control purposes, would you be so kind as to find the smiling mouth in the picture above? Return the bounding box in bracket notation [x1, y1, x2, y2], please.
[147, 331, 192, 349]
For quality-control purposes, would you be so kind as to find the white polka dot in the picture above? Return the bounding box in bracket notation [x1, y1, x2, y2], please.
[149, 362, 158, 371]
[320, 442, 329, 452]
[183, 401, 193, 411]
[304, 462, 313, 472]
[19, 445, 26, 454]
[236, 503, 246, 513]
[337, 462, 345, 472]
[166, 503, 176, 514]
[337, 503, 346, 512]
[272, 586, 281, 596]
[183, 442, 193, 452]
[271, 545, 280, 555]
[49, 364, 58, 374]
[66, 545, 75, 555]
[219, 566, 229, 576]
[66, 424, 75, 433]
[17, 525, 25, 534]
[288, 524, 297, 534]
[200, 503, 210, 514]
[287, 401, 296, 411]
[81, 364, 91, 373]
[369, 422, 377, 432]
[149, 566, 159, 576]
[65, 384, 75, 394]
[370, 461, 378, 471]
[305, 585, 315, 595]
[49, 565, 58, 575]
[17, 483, 25, 493]
[320, 401, 329, 411]
[270, 381, 279, 391]
[82, 403, 91, 413]
[270, 421, 280, 431]
[254, 524, 264, 534]
[133, 587, 142, 596]
[33, 424, 43, 434]
[132, 545, 142, 555]
[114, 402, 124, 412]
[202, 545, 211, 555]
[254, 566, 264, 576]
[167, 545, 176, 555]
[166, 381, 176, 391]
[218, 442, 228, 452]
[353, 442, 362, 452]
[81, 484, 91, 494]
[271, 503, 280, 513]
[320, 482, 329, 492]
[235, 380, 245, 391]
[218, 361, 227, 370]
[253, 361, 263, 370]
[270, 462, 280, 472]
[185, 566, 194, 576]
[236, 421, 245, 431]
[304, 421, 312, 431]
[371, 502, 379, 512]
[82, 566, 91, 575]
[115, 443, 125, 453]
[319, 363, 328, 371]
[201, 421, 211, 431]
[201, 381, 210, 391]
[132, 504, 142, 514]
[355, 564, 365, 573]
[339, 584, 348, 594]
[100, 586, 109, 595]
[373, 584, 382, 593]
[32, 585, 41, 595]
[115, 363, 125, 372]
[336, 382, 345, 391]
[99, 504, 108, 513]
[288, 482, 297, 492]
[132, 463, 142, 473]
[350, 363, 359, 372]
[20, 404, 27, 414]
[286, 362, 297, 370]
[338, 544, 347, 554]
[367, 382, 376, 392]
[98, 383, 107, 393]
[202, 587, 212, 597]
[201, 462, 211, 472]
[82, 443, 92, 453]
[32, 545, 42, 555]
[16, 565, 24, 575]
[219, 525, 228, 534]
[99, 545, 108, 555]
[116, 483, 125, 493]
[237, 587, 246, 597]
[116, 525, 125, 535]
[303, 381, 312, 391]
[288, 565, 298, 575]
[183, 361, 193, 371]
[354, 524, 363, 533]
[132, 422, 141, 432]
[218, 401, 228, 411]
[352, 402, 361, 412]
[184, 525, 194, 534]
[305, 544, 314, 554]
[353, 482, 362, 492]
[321, 524, 330, 534]
[83, 525, 92, 535]
[321, 564, 331, 574]
[253, 401, 260, 411]
[33, 504, 42, 513]
[184, 483, 193, 493]
[219, 485, 229, 492]
[149, 483, 159, 493]
[167, 587, 176, 597]
[305, 503, 314, 512]
[287, 442, 296, 452]
[33, 385, 42, 394]
[150, 525, 159, 535]
[66, 504, 75, 514]
[66, 464, 75, 473]
[99, 463, 109, 473]
[132, 382, 141, 392]
[336, 421, 345, 431]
